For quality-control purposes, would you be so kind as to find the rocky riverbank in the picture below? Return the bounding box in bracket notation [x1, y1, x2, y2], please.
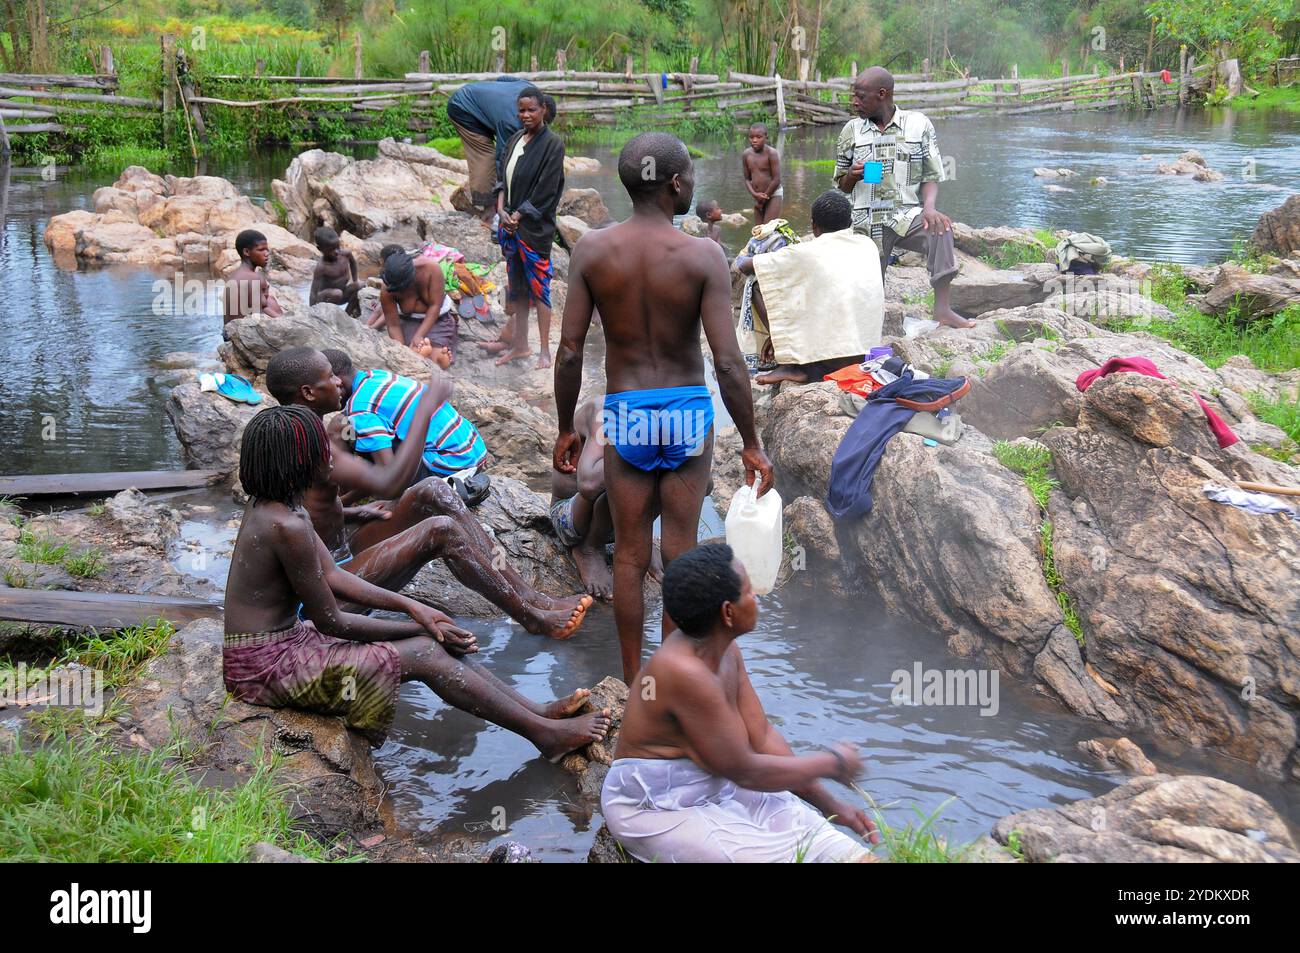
[11, 155, 1300, 861]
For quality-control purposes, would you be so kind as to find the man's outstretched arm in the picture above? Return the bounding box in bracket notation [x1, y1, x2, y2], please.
[698, 240, 773, 496]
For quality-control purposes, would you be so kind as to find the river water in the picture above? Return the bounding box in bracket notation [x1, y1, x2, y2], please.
[4, 104, 1298, 859]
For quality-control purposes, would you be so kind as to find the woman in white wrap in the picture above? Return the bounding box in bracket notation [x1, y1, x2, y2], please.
[602, 543, 879, 863]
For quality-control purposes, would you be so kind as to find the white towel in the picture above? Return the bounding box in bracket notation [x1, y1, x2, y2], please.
[751, 229, 884, 366]
[601, 757, 868, 863]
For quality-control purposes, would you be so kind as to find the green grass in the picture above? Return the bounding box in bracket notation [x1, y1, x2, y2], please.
[789, 158, 837, 172]
[0, 725, 332, 862]
[63, 549, 108, 580]
[980, 240, 1053, 270]
[853, 788, 971, 863]
[975, 339, 1015, 369]
[84, 144, 172, 174]
[86, 502, 106, 518]
[425, 136, 466, 159]
[58, 619, 176, 691]
[1221, 86, 1300, 113]
[16, 529, 69, 566]
[991, 441, 1083, 645]
[1248, 392, 1300, 445]
[1113, 303, 1300, 374]
[992, 440, 1057, 507]
[2, 564, 31, 588]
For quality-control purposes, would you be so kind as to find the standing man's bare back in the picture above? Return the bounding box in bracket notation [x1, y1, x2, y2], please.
[554, 132, 773, 684]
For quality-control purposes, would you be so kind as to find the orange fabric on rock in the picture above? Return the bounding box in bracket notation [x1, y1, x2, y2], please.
[824, 364, 882, 398]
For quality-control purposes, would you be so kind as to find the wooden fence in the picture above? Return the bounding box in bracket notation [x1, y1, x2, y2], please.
[0, 38, 1236, 155]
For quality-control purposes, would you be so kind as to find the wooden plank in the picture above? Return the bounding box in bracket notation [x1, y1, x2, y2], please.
[0, 470, 222, 497]
[0, 72, 116, 89]
[0, 588, 223, 629]
[0, 86, 158, 107]
[1, 123, 64, 134]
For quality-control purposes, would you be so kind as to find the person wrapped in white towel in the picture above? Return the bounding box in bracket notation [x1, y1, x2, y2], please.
[602, 542, 879, 863]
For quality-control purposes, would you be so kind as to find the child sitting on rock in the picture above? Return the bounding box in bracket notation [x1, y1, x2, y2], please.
[309, 226, 363, 317]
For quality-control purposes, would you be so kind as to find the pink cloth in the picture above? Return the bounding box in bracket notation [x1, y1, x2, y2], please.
[1075, 356, 1238, 449]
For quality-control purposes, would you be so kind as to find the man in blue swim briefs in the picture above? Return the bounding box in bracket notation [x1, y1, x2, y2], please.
[553, 131, 774, 684]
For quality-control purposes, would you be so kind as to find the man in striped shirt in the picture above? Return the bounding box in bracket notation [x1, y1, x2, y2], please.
[266, 347, 591, 640]
[344, 363, 487, 481]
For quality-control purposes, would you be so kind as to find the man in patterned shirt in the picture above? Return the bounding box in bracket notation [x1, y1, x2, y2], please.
[834, 67, 974, 329]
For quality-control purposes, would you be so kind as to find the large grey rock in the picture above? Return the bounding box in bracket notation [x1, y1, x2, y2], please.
[1043, 374, 1300, 777]
[949, 269, 1050, 316]
[121, 619, 387, 840]
[272, 149, 353, 238]
[952, 223, 1052, 260]
[1202, 263, 1300, 320]
[166, 380, 266, 479]
[992, 774, 1299, 862]
[557, 187, 611, 227]
[377, 136, 467, 174]
[1252, 193, 1300, 257]
[321, 157, 464, 237]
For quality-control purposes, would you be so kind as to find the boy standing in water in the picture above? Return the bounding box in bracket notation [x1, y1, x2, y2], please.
[223, 404, 611, 759]
[309, 226, 363, 317]
[742, 124, 783, 225]
[554, 131, 773, 685]
[222, 229, 283, 325]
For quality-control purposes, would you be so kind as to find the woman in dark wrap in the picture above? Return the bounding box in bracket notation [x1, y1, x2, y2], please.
[488, 88, 565, 368]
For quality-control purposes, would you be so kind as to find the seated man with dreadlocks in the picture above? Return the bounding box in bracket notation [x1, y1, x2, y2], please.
[264, 346, 591, 640]
[224, 405, 612, 758]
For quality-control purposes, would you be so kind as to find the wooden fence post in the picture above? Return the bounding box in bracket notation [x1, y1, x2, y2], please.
[354, 32, 363, 80]
[556, 48, 567, 72]
[1061, 56, 1069, 77]
[161, 33, 176, 148]
[775, 73, 786, 128]
[1178, 45, 1187, 103]
[624, 55, 633, 79]
[767, 41, 779, 76]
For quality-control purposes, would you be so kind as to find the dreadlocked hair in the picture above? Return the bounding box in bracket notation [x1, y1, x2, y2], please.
[239, 405, 331, 507]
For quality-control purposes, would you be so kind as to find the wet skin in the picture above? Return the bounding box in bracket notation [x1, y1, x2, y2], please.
[553, 149, 773, 683]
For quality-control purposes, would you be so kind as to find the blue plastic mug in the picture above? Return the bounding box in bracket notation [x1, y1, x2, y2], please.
[861, 160, 884, 183]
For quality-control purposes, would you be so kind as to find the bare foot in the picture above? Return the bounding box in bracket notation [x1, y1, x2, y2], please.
[536, 351, 552, 369]
[538, 708, 612, 762]
[934, 308, 976, 329]
[433, 346, 453, 370]
[495, 347, 532, 366]
[572, 544, 613, 600]
[755, 365, 810, 386]
[477, 339, 512, 354]
[522, 595, 592, 639]
[540, 688, 590, 719]
[647, 539, 664, 584]
[526, 589, 587, 612]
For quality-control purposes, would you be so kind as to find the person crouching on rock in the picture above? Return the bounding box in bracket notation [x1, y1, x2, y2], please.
[550, 394, 665, 600]
[224, 404, 611, 760]
[378, 248, 459, 364]
[222, 229, 283, 327]
[602, 543, 879, 862]
[265, 346, 593, 640]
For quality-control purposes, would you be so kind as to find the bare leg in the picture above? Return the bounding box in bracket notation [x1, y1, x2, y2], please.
[351, 477, 588, 614]
[393, 637, 610, 760]
[655, 432, 714, 641]
[535, 301, 553, 369]
[932, 276, 975, 329]
[346, 516, 589, 639]
[495, 297, 532, 364]
[755, 364, 811, 386]
[765, 194, 783, 223]
[569, 491, 614, 600]
[459, 655, 592, 718]
[604, 443, 660, 684]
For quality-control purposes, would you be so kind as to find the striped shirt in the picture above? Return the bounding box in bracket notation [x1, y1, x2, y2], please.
[833, 106, 946, 241]
[346, 369, 487, 477]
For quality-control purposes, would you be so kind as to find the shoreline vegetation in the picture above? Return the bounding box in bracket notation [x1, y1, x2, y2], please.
[4, 1, 1297, 164]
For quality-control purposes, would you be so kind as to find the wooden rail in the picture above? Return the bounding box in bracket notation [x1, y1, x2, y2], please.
[0, 588, 223, 629]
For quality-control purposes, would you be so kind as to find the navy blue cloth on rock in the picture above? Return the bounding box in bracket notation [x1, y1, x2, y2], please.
[824, 373, 968, 520]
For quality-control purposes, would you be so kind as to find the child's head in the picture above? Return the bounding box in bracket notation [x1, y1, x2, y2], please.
[239, 404, 332, 507]
[697, 198, 722, 223]
[314, 226, 340, 259]
[378, 243, 405, 264]
[747, 123, 768, 150]
[235, 229, 269, 267]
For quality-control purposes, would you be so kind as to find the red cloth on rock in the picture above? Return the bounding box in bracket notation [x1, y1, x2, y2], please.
[1075, 356, 1238, 449]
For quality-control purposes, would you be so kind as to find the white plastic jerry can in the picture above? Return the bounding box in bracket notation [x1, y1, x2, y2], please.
[724, 482, 783, 596]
